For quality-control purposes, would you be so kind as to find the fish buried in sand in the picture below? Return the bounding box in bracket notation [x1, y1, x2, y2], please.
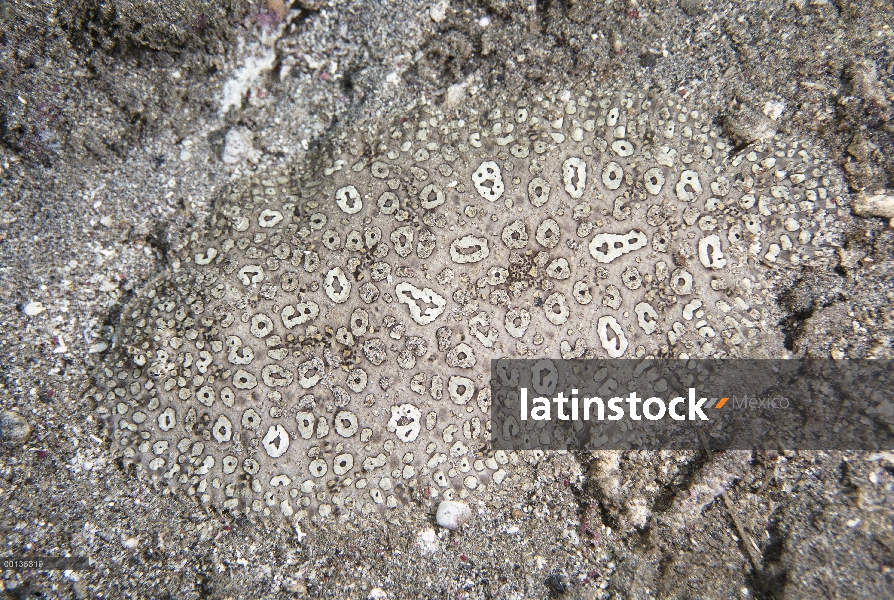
[93, 84, 845, 529]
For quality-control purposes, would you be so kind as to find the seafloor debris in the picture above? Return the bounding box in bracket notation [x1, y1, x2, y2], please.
[853, 190, 894, 228]
[93, 84, 845, 528]
[0, 410, 31, 444]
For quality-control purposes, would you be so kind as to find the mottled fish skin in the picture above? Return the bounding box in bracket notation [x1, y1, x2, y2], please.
[94, 84, 844, 527]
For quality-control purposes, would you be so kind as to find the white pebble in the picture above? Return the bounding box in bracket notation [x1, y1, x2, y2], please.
[416, 528, 440, 554]
[429, 0, 447, 22]
[23, 301, 45, 317]
[436, 500, 471, 530]
[88, 342, 109, 354]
